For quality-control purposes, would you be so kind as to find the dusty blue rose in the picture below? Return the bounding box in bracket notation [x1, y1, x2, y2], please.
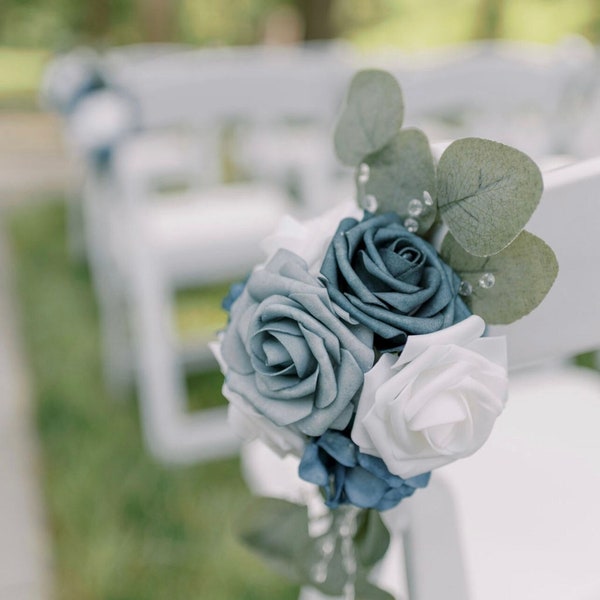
[221, 249, 374, 437]
[298, 431, 430, 510]
[320, 212, 471, 352]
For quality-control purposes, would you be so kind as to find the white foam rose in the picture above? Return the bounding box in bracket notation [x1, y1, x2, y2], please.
[261, 200, 362, 274]
[210, 339, 306, 458]
[351, 315, 509, 479]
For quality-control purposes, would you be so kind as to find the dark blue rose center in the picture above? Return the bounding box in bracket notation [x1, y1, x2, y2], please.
[320, 213, 471, 352]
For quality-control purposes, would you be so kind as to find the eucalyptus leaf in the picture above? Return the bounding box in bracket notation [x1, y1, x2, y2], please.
[334, 69, 404, 167]
[365, 128, 437, 232]
[237, 499, 393, 597]
[354, 510, 391, 567]
[441, 231, 558, 324]
[437, 138, 543, 256]
[235, 497, 312, 583]
[355, 577, 396, 600]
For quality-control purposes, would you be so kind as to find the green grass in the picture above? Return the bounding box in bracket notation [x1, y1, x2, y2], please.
[0, 47, 48, 107]
[347, 0, 593, 50]
[7, 200, 298, 600]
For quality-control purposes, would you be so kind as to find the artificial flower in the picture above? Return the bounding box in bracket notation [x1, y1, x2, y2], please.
[220, 249, 374, 437]
[299, 430, 430, 510]
[351, 315, 508, 478]
[320, 212, 471, 352]
[261, 201, 362, 274]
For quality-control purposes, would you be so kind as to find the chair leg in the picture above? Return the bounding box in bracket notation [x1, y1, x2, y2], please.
[82, 180, 133, 396]
[96, 270, 133, 396]
[128, 250, 239, 463]
[403, 475, 471, 600]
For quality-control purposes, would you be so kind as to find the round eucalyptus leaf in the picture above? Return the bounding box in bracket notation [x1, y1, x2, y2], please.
[365, 128, 437, 233]
[236, 497, 311, 582]
[440, 230, 558, 324]
[437, 138, 543, 257]
[334, 69, 404, 167]
[353, 509, 391, 567]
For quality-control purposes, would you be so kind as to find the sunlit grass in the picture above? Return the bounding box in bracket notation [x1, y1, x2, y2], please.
[0, 47, 47, 104]
[175, 284, 230, 341]
[347, 0, 593, 51]
[7, 200, 298, 600]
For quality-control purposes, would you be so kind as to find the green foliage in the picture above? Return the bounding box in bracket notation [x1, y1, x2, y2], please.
[0, 0, 596, 52]
[7, 201, 298, 600]
[236, 497, 313, 583]
[336, 70, 557, 325]
[365, 127, 437, 233]
[437, 138, 543, 257]
[334, 69, 404, 167]
[237, 498, 393, 598]
[441, 230, 559, 324]
[353, 509, 391, 567]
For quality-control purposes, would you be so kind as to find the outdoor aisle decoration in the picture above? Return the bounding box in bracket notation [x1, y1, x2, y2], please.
[211, 70, 558, 599]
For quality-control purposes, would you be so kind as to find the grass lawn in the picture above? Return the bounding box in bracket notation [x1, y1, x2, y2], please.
[0, 47, 48, 108]
[7, 200, 299, 600]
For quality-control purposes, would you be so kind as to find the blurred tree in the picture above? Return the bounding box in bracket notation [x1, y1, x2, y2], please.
[137, 0, 179, 42]
[85, 0, 112, 41]
[474, 0, 505, 39]
[294, 0, 335, 40]
[587, 0, 600, 41]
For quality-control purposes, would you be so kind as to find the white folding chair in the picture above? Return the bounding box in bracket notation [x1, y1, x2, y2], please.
[242, 155, 600, 599]
[373, 38, 595, 161]
[74, 45, 356, 463]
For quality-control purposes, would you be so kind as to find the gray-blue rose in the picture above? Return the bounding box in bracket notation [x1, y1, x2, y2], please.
[320, 212, 471, 352]
[221, 249, 374, 437]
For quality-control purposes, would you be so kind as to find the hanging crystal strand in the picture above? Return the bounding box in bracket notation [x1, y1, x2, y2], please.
[304, 487, 336, 584]
[311, 532, 337, 584]
[339, 506, 361, 600]
[356, 163, 378, 212]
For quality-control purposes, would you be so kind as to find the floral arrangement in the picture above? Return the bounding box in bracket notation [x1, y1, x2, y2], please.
[212, 70, 558, 599]
[41, 49, 137, 165]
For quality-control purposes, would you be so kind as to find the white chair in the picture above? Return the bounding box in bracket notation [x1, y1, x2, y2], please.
[242, 155, 600, 599]
[75, 46, 355, 463]
[372, 38, 596, 161]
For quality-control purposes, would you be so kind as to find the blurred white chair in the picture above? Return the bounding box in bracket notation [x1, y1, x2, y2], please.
[76, 45, 355, 463]
[107, 43, 355, 216]
[374, 38, 595, 161]
[243, 155, 600, 599]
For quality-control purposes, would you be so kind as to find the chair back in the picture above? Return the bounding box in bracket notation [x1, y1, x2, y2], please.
[108, 43, 354, 130]
[380, 39, 595, 157]
[491, 156, 600, 368]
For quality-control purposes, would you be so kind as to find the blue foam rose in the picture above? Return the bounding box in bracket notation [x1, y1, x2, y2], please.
[320, 212, 471, 352]
[221, 249, 374, 437]
[299, 431, 430, 510]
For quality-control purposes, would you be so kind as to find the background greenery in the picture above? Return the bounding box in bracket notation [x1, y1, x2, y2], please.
[7, 201, 299, 600]
[1, 0, 599, 49]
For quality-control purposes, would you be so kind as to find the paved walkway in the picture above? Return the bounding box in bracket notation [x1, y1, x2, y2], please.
[0, 112, 66, 599]
[0, 112, 74, 206]
[0, 222, 53, 599]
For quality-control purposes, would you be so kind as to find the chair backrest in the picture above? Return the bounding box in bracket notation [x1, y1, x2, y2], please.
[107, 43, 354, 130]
[490, 156, 600, 368]
[377, 39, 595, 158]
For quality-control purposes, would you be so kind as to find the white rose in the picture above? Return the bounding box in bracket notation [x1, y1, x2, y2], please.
[210, 340, 306, 458]
[351, 315, 509, 479]
[260, 200, 362, 273]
